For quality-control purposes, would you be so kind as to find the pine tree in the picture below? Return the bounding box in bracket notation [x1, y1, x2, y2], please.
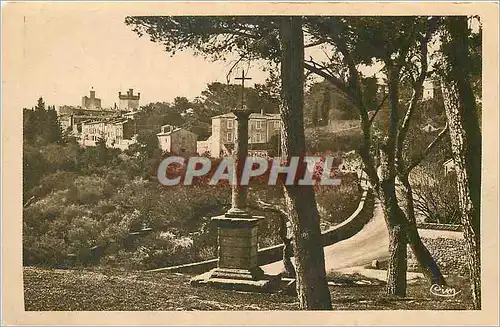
[33, 97, 47, 139]
[23, 109, 36, 144]
[440, 16, 482, 310]
[44, 105, 63, 143]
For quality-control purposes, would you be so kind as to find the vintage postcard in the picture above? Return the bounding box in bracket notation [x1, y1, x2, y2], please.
[1, 1, 499, 326]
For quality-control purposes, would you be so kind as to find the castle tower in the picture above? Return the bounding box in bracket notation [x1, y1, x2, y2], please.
[118, 88, 140, 112]
[81, 87, 102, 110]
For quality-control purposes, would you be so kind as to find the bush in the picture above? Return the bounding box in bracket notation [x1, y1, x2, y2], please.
[29, 171, 78, 199]
[306, 128, 362, 154]
[410, 168, 460, 224]
[23, 141, 364, 270]
[23, 167, 234, 269]
[316, 173, 361, 225]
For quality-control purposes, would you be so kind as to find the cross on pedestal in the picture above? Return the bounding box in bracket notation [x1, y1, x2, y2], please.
[190, 69, 281, 292]
[235, 69, 252, 110]
[227, 69, 252, 217]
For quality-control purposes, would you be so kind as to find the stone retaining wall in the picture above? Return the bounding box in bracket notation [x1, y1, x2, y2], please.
[407, 237, 468, 276]
[416, 222, 462, 232]
[321, 189, 375, 246]
[152, 188, 376, 274]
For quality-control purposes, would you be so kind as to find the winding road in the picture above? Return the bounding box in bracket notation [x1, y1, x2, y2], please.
[262, 198, 463, 276]
[262, 198, 389, 275]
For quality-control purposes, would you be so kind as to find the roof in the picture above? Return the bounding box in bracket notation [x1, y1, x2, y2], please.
[157, 127, 196, 137]
[211, 112, 281, 120]
[107, 119, 128, 125]
[81, 118, 128, 125]
[82, 120, 106, 125]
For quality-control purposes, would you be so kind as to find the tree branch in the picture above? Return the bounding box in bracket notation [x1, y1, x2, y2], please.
[339, 44, 380, 191]
[396, 17, 438, 175]
[396, 35, 429, 161]
[407, 124, 449, 172]
[369, 93, 388, 126]
[303, 61, 354, 101]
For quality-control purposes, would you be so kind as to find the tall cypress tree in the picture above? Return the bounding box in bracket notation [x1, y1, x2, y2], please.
[44, 105, 63, 143]
[33, 97, 47, 139]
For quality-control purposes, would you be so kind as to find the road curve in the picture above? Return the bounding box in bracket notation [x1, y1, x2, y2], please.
[262, 199, 390, 275]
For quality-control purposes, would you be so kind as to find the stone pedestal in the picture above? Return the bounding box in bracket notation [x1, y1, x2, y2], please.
[211, 215, 263, 278]
[190, 214, 281, 292]
[190, 104, 281, 292]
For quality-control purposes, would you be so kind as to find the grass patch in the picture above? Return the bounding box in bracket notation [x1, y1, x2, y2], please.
[23, 267, 473, 311]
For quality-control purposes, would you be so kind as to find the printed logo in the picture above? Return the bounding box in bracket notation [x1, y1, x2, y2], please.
[430, 284, 462, 297]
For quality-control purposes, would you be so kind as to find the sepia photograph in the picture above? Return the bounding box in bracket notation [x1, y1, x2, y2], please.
[1, 1, 499, 326]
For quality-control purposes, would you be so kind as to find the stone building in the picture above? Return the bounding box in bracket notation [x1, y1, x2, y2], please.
[196, 136, 213, 156]
[57, 106, 119, 134]
[205, 111, 281, 158]
[80, 118, 139, 150]
[157, 125, 197, 155]
[80, 120, 107, 146]
[422, 77, 444, 102]
[81, 88, 102, 110]
[118, 88, 140, 112]
[58, 114, 73, 132]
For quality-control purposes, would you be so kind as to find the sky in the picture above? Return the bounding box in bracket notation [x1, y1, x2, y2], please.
[4, 3, 470, 111]
[4, 5, 271, 110]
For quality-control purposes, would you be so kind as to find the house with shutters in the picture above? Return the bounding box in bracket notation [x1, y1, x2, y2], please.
[80, 118, 139, 150]
[200, 111, 281, 158]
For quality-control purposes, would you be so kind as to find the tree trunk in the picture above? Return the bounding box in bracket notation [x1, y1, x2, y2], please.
[401, 174, 447, 285]
[378, 148, 407, 296]
[278, 211, 296, 278]
[279, 16, 332, 310]
[441, 16, 482, 310]
[386, 225, 407, 296]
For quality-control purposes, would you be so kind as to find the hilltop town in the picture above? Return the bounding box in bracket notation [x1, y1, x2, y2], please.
[56, 77, 446, 162]
[55, 87, 287, 158]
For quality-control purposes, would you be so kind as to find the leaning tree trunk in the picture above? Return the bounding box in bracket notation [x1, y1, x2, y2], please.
[401, 173, 447, 286]
[441, 16, 482, 310]
[378, 148, 407, 297]
[279, 16, 332, 310]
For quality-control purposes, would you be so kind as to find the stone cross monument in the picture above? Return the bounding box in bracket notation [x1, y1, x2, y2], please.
[191, 70, 281, 291]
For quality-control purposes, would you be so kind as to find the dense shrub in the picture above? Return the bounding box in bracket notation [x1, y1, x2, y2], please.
[23, 133, 362, 270]
[410, 169, 460, 224]
[316, 173, 361, 225]
[22, 165, 234, 269]
[306, 128, 362, 154]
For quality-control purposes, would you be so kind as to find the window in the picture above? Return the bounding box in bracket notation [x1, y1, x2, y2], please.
[227, 119, 234, 129]
[255, 133, 262, 143]
[255, 120, 262, 130]
[274, 120, 280, 128]
[227, 132, 233, 142]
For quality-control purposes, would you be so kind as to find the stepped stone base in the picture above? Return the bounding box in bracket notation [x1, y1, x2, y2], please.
[190, 268, 282, 293]
[190, 212, 281, 293]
